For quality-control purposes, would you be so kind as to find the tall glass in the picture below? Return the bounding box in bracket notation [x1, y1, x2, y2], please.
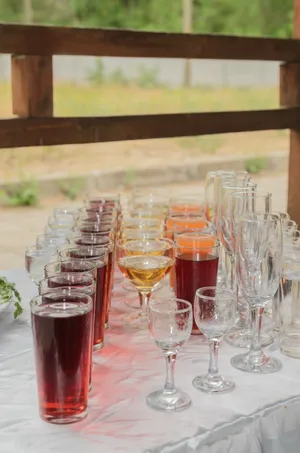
[44, 259, 96, 279]
[59, 246, 109, 350]
[231, 214, 283, 373]
[31, 291, 93, 424]
[174, 232, 219, 334]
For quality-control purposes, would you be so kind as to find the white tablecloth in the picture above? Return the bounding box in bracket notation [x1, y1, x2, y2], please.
[1, 268, 300, 453]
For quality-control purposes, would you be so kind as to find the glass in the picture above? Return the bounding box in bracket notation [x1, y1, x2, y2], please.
[225, 190, 273, 349]
[280, 242, 300, 358]
[131, 189, 169, 213]
[193, 287, 236, 393]
[128, 208, 166, 221]
[74, 221, 114, 238]
[117, 238, 174, 329]
[147, 298, 192, 412]
[44, 259, 96, 278]
[53, 207, 80, 219]
[282, 219, 298, 238]
[36, 234, 67, 249]
[231, 214, 283, 373]
[25, 246, 58, 285]
[31, 291, 93, 424]
[174, 232, 219, 334]
[272, 211, 290, 220]
[59, 246, 109, 350]
[48, 215, 75, 230]
[169, 196, 204, 215]
[84, 192, 121, 210]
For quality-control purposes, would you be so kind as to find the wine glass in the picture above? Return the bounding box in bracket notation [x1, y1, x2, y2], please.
[193, 287, 236, 393]
[225, 190, 273, 348]
[231, 213, 283, 373]
[147, 298, 192, 411]
[117, 238, 174, 329]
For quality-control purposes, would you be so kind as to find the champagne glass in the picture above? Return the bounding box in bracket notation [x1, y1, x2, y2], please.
[225, 190, 273, 348]
[147, 298, 192, 411]
[231, 214, 283, 373]
[117, 238, 174, 329]
[193, 287, 236, 393]
[204, 170, 235, 225]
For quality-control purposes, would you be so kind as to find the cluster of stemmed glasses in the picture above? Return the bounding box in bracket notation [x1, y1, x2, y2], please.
[27, 177, 300, 423]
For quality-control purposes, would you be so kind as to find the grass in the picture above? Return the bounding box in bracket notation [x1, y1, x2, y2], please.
[0, 82, 288, 182]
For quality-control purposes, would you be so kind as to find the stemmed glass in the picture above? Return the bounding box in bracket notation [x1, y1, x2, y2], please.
[231, 213, 283, 373]
[225, 190, 273, 348]
[117, 238, 174, 329]
[147, 298, 192, 411]
[193, 287, 236, 393]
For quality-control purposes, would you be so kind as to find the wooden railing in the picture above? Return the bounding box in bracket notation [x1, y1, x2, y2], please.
[0, 22, 300, 222]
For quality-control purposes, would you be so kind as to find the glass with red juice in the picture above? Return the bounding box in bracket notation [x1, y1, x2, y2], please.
[59, 246, 108, 350]
[174, 232, 219, 334]
[38, 277, 96, 389]
[69, 235, 114, 328]
[31, 291, 93, 424]
[44, 259, 96, 279]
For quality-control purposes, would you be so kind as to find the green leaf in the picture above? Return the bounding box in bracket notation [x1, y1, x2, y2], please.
[0, 277, 23, 319]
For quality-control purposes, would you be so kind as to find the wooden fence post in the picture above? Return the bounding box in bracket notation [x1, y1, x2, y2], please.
[11, 55, 53, 117]
[280, 0, 300, 224]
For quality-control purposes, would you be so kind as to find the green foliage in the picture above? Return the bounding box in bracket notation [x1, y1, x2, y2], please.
[59, 179, 83, 200]
[87, 59, 106, 85]
[245, 157, 268, 174]
[134, 65, 162, 89]
[109, 68, 129, 86]
[0, 179, 39, 207]
[0, 0, 294, 39]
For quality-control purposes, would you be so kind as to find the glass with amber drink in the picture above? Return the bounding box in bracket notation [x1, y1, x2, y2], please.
[174, 232, 220, 334]
[117, 238, 174, 329]
[31, 290, 93, 424]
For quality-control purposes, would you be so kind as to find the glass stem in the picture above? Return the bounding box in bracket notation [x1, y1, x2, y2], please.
[139, 292, 151, 318]
[163, 351, 177, 395]
[207, 339, 221, 382]
[248, 306, 265, 366]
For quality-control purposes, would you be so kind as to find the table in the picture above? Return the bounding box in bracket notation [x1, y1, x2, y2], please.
[1, 268, 300, 453]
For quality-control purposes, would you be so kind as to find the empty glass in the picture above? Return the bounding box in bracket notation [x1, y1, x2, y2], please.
[231, 214, 283, 373]
[147, 298, 192, 411]
[193, 287, 236, 393]
[25, 246, 58, 285]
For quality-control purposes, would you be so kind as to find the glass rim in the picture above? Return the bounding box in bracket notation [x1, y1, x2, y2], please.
[149, 298, 192, 314]
[231, 190, 272, 199]
[44, 259, 97, 272]
[39, 275, 96, 291]
[117, 237, 174, 250]
[174, 232, 219, 247]
[30, 291, 93, 313]
[240, 213, 281, 224]
[195, 286, 235, 301]
[25, 245, 58, 254]
[59, 246, 109, 261]
[221, 182, 256, 190]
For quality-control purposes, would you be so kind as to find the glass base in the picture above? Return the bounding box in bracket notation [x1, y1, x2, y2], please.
[93, 341, 104, 351]
[193, 375, 235, 394]
[41, 408, 87, 424]
[146, 389, 191, 412]
[125, 298, 141, 309]
[231, 352, 282, 374]
[122, 311, 148, 330]
[225, 329, 274, 349]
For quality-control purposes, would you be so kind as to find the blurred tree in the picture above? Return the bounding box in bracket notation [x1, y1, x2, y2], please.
[0, 0, 294, 38]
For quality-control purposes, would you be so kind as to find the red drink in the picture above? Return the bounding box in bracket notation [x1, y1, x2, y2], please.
[31, 292, 93, 424]
[59, 246, 109, 350]
[175, 250, 219, 335]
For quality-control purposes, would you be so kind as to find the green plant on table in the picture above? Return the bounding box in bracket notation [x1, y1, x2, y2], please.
[0, 277, 23, 319]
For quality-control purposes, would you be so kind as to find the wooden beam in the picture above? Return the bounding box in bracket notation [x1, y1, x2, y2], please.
[0, 109, 298, 149]
[1, 23, 300, 61]
[11, 55, 53, 117]
[285, 0, 300, 225]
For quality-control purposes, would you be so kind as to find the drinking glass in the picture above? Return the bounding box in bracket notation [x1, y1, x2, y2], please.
[44, 259, 96, 278]
[272, 211, 290, 220]
[128, 208, 166, 221]
[36, 234, 67, 249]
[174, 232, 219, 334]
[25, 246, 58, 285]
[117, 238, 174, 329]
[31, 291, 93, 424]
[231, 214, 283, 373]
[53, 207, 80, 219]
[169, 196, 204, 215]
[204, 170, 236, 225]
[59, 246, 109, 350]
[282, 219, 298, 238]
[48, 215, 75, 230]
[85, 192, 121, 210]
[193, 287, 236, 393]
[225, 190, 273, 348]
[147, 298, 192, 411]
